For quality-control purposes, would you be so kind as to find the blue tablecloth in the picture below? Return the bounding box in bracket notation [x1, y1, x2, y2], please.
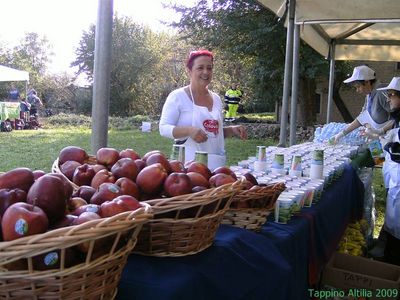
[117, 164, 364, 300]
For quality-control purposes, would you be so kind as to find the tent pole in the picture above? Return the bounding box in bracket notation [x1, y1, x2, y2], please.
[326, 41, 336, 124]
[91, 0, 113, 153]
[289, 24, 300, 146]
[278, 0, 296, 147]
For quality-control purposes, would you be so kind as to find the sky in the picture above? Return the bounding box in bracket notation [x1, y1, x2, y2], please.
[0, 0, 196, 74]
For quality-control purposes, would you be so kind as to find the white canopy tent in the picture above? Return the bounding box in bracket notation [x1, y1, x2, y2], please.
[257, 0, 400, 146]
[0, 65, 29, 101]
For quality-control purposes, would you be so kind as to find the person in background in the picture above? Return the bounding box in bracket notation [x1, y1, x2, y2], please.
[8, 84, 20, 101]
[159, 49, 247, 171]
[372, 77, 400, 265]
[27, 89, 43, 121]
[224, 83, 242, 121]
[333, 65, 392, 144]
[19, 97, 31, 122]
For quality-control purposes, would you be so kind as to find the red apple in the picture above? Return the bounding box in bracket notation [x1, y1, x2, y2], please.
[169, 160, 185, 173]
[99, 195, 141, 218]
[134, 159, 146, 173]
[186, 172, 210, 188]
[116, 195, 141, 211]
[163, 172, 192, 197]
[72, 164, 96, 186]
[96, 147, 120, 168]
[136, 163, 168, 195]
[119, 148, 141, 160]
[72, 211, 101, 226]
[72, 204, 101, 216]
[0, 188, 27, 217]
[90, 182, 122, 205]
[209, 173, 236, 188]
[51, 214, 78, 229]
[0, 167, 34, 193]
[212, 166, 237, 180]
[58, 146, 88, 165]
[242, 172, 258, 186]
[91, 169, 116, 189]
[146, 153, 172, 173]
[186, 162, 212, 180]
[192, 186, 207, 193]
[1, 202, 49, 241]
[115, 177, 140, 199]
[91, 164, 107, 173]
[32, 170, 46, 180]
[67, 197, 88, 213]
[26, 174, 68, 224]
[142, 150, 163, 162]
[72, 185, 96, 202]
[48, 173, 74, 200]
[60, 160, 82, 180]
[111, 158, 138, 181]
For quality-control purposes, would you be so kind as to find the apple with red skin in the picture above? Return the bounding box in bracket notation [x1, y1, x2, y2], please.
[134, 159, 146, 173]
[142, 150, 163, 162]
[192, 186, 207, 193]
[136, 163, 168, 195]
[111, 158, 138, 181]
[91, 169, 116, 189]
[72, 185, 96, 202]
[186, 162, 212, 180]
[242, 172, 258, 186]
[67, 197, 88, 213]
[119, 148, 141, 160]
[169, 160, 185, 173]
[32, 170, 46, 180]
[48, 173, 74, 200]
[115, 177, 140, 200]
[58, 146, 89, 165]
[72, 163, 96, 186]
[72, 204, 101, 216]
[96, 147, 120, 168]
[27, 174, 67, 224]
[91, 164, 107, 174]
[90, 182, 122, 205]
[186, 172, 210, 188]
[60, 160, 82, 180]
[1, 202, 49, 241]
[99, 195, 140, 218]
[0, 167, 34, 193]
[116, 195, 141, 211]
[0, 188, 27, 217]
[209, 173, 236, 188]
[163, 172, 192, 197]
[146, 153, 172, 173]
[212, 166, 237, 180]
[51, 214, 78, 229]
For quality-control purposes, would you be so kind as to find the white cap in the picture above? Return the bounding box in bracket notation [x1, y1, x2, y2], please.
[343, 65, 376, 83]
[377, 77, 400, 92]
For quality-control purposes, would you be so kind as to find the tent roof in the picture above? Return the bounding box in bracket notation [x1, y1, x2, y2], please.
[257, 0, 400, 61]
[0, 65, 29, 82]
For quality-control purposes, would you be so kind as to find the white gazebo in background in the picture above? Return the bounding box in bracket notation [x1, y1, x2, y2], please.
[257, 0, 400, 146]
[0, 65, 29, 98]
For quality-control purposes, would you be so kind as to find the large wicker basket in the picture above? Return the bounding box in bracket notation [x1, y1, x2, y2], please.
[0, 204, 152, 300]
[222, 182, 286, 231]
[133, 179, 245, 257]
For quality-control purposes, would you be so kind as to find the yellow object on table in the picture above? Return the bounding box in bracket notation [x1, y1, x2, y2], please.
[0, 101, 20, 120]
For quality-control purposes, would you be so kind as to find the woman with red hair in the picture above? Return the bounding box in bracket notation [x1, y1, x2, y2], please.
[159, 49, 247, 171]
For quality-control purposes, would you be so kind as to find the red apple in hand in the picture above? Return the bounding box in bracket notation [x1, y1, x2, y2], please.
[212, 166, 237, 180]
[209, 173, 236, 187]
[96, 147, 120, 168]
[1, 202, 49, 241]
[111, 158, 138, 181]
[164, 172, 192, 197]
[72, 185, 96, 202]
[186, 162, 212, 180]
[115, 177, 140, 199]
[60, 160, 81, 180]
[119, 149, 141, 160]
[27, 174, 67, 224]
[90, 183, 122, 205]
[0, 188, 27, 217]
[58, 146, 88, 165]
[72, 164, 96, 186]
[91, 169, 116, 189]
[136, 163, 168, 195]
[186, 172, 210, 188]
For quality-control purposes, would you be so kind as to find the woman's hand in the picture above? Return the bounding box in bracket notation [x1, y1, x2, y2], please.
[190, 127, 208, 143]
[230, 125, 247, 139]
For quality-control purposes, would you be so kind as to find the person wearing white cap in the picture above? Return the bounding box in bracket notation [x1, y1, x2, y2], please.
[333, 65, 392, 144]
[369, 77, 400, 265]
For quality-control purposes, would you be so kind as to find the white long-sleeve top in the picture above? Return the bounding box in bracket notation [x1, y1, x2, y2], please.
[159, 87, 223, 140]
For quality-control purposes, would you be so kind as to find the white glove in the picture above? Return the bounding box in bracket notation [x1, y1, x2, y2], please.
[332, 131, 345, 144]
[364, 128, 380, 141]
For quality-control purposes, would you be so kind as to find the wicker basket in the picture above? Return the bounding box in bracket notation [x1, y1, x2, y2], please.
[133, 179, 245, 257]
[222, 182, 286, 231]
[51, 156, 98, 190]
[0, 204, 152, 300]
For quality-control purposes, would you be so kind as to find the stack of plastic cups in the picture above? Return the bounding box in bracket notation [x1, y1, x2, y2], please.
[289, 154, 303, 177]
[254, 146, 267, 173]
[271, 153, 286, 175]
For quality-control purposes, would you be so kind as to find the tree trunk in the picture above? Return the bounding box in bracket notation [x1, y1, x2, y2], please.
[296, 78, 316, 126]
[333, 79, 353, 123]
